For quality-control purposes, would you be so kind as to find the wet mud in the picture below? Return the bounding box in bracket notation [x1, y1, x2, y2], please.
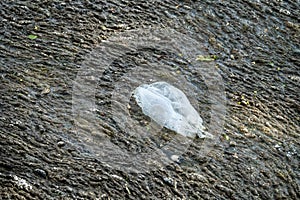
[0, 0, 299, 199]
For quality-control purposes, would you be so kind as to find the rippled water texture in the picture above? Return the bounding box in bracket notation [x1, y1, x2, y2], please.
[72, 28, 226, 172]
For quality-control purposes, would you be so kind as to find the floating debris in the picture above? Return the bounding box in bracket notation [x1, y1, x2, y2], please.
[28, 34, 37, 40]
[41, 86, 51, 95]
[133, 82, 212, 138]
[196, 55, 217, 62]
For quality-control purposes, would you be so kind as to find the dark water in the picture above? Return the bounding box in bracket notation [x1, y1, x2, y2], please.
[0, 0, 299, 199]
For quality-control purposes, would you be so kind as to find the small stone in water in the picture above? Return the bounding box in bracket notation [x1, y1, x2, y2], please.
[171, 155, 180, 163]
[57, 141, 65, 147]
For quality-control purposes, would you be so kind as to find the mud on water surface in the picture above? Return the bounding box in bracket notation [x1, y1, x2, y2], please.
[0, 0, 299, 199]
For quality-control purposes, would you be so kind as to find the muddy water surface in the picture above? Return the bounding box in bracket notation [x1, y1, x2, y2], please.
[1, 0, 299, 199]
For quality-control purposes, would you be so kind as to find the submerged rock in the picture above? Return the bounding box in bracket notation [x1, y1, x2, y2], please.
[133, 82, 211, 138]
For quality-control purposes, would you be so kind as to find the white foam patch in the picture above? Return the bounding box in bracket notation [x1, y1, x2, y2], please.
[13, 175, 32, 191]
